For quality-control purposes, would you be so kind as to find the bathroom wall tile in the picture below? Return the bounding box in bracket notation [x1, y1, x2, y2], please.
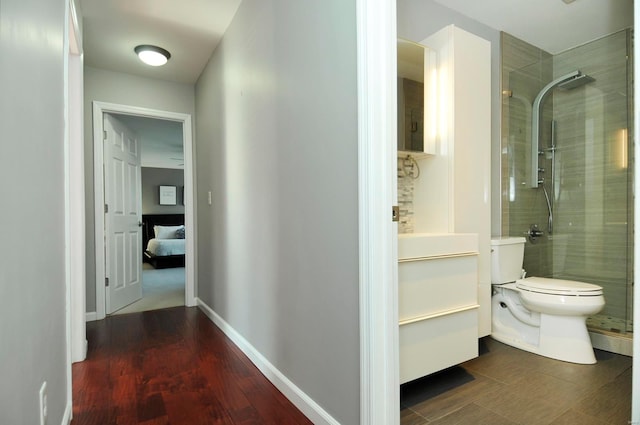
[398, 156, 416, 233]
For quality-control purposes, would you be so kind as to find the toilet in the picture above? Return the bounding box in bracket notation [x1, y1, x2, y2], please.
[490, 237, 605, 364]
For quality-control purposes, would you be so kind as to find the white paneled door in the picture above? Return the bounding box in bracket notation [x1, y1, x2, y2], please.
[104, 113, 143, 314]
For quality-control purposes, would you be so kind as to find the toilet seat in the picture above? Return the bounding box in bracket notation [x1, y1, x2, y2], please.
[516, 277, 603, 296]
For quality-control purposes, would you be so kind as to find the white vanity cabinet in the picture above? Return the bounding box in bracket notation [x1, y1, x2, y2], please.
[398, 233, 479, 384]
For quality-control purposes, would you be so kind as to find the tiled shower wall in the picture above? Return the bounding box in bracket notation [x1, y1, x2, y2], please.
[500, 33, 553, 277]
[501, 30, 633, 326]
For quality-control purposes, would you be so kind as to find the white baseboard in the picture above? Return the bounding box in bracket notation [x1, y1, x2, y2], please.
[85, 311, 98, 322]
[196, 298, 340, 425]
[62, 401, 72, 424]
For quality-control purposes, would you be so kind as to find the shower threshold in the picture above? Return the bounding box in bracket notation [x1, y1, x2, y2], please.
[588, 328, 633, 357]
[587, 314, 633, 333]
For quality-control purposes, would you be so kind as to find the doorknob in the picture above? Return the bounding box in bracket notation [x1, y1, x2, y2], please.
[138, 221, 143, 227]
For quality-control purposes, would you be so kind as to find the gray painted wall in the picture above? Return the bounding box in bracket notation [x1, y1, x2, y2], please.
[397, 0, 502, 236]
[0, 0, 69, 423]
[142, 167, 185, 214]
[83, 67, 195, 312]
[194, 0, 360, 423]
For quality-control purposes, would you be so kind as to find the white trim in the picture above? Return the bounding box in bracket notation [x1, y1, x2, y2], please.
[64, 4, 85, 425]
[196, 299, 339, 425]
[68, 0, 86, 365]
[85, 312, 98, 322]
[356, 0, 399, 424]
[632, 1, 639, 423]
[61, 402, 72, 425]
[93, 102, 197, 320]
[63, 0, 72, 421]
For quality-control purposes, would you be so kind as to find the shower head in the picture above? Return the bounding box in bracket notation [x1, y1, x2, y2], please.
[557, 73, 595, 90]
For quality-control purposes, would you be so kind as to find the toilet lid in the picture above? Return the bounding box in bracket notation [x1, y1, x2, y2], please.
[516, 277, 603, 296]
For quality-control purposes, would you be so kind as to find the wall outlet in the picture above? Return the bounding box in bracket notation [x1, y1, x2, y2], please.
[39, 381, 47, 425]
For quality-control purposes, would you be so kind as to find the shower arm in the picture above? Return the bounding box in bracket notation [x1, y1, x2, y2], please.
[530, 70, 581, 188]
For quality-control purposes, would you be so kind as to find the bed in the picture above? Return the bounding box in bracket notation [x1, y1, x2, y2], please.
[142, 214, 185, 269]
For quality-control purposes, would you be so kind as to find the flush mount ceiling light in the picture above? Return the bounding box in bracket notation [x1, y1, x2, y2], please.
[134, 45, 171, 66]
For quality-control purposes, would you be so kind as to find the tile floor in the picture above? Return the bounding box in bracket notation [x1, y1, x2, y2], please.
[401, 338, 632, 425]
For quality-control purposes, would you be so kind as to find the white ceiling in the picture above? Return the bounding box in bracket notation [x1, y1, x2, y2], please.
[80, 0, 241, 84]
[80, 0, 241, 169]
[432, 0, 633, 54]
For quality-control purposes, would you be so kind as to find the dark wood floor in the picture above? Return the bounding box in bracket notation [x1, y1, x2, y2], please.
[72, 306, 313, 425]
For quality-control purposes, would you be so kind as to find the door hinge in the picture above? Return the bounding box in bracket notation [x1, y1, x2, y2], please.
[103, 130, 108, 141]
[392, 205, 400, 222]
[104, 204, 108, 213]
[105, 277, 110, 287]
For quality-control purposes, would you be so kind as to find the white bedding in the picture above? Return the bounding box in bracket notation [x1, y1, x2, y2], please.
[146, 238, 186, 256]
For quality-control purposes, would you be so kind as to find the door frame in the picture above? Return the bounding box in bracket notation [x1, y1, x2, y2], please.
[93, 101, 196, 320]
[356, 0, 399, 423]
[633, 1, 640, 422]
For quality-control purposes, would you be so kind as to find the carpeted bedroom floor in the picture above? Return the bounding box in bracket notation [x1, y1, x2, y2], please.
[112, 264, 185, 315]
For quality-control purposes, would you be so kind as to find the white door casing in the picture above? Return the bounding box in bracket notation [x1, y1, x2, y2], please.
[93, 102, 196, 321]
[104, 113, 143, 314]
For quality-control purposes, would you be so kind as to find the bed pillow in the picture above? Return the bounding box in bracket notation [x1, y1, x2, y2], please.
[154, 225, 184, 239]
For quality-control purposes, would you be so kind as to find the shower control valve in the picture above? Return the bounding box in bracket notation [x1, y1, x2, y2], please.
[525, 224, 544, 243]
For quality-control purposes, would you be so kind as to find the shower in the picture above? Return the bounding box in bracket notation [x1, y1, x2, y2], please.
[502, 30, 633, 346]
[530, 70, 595, 234]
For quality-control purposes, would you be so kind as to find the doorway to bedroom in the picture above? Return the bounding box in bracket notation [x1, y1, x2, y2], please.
[93, 102, 196, 320]
[109, 113, 186, 315]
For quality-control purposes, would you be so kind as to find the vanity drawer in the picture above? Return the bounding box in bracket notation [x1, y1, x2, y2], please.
[399, 254, 477, 322]
[399, 308, 478, 384]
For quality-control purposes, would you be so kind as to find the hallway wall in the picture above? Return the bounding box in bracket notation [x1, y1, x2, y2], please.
[195, 0, 360, 423]
[0, 0, 70, 423]
[83, 67, 195, 312]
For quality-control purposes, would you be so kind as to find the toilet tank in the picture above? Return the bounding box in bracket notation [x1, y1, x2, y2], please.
[490, 237, 526, 284]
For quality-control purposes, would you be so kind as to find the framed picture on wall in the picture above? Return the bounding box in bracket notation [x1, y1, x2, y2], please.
[159, 185, 177, 205]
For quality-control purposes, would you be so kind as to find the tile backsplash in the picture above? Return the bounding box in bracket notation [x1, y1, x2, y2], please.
[397, 156, 416, 233]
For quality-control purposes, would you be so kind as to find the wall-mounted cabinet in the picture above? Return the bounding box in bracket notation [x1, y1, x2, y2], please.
[398, 233, 479, 384]
[411, 25, 492, 337]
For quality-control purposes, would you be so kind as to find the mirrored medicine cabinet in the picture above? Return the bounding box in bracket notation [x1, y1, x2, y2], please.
[397, 38, 434, 157]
